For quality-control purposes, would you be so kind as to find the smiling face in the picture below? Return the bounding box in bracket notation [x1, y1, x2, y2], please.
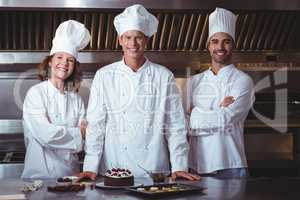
[208, 32, 234, 68]
[49, 52, 76, 82]
[118, 30, 148, 63]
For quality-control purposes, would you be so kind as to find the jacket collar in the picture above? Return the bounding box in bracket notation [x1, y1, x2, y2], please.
[207, 64, 235, 81]
[119, 58, 153, 79]
[47, 80, 66, 96]
[120, 57, 150, 74]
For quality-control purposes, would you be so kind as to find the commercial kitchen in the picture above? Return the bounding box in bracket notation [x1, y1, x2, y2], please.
[0, 0, 300, 199]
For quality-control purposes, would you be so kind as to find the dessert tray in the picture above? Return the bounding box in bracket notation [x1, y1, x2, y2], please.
[126, 183, 205, 196]
[47, 183, 85, 192]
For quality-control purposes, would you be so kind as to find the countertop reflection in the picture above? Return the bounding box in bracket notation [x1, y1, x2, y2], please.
[1, 177, 300, 200]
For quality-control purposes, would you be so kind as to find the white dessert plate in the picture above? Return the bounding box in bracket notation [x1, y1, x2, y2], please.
[95, 182, 143, 189]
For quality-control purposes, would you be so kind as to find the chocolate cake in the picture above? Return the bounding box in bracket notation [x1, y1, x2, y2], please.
[104, 168, 134, 186]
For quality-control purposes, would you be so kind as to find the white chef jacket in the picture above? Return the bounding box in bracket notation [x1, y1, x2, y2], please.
[186, 64, 254, 174]
[83, 59, 189, 177]
[22, 80, 85, 179]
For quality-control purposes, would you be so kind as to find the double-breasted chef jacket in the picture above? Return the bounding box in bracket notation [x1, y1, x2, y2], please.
[83, 58, 189, 177]
[187, 64, 254, 174]
[22, 80, 85, 179]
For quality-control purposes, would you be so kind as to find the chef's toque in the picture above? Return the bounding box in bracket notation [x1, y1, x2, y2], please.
[114, 4, 158, 37]
[208, 7, 237, 41]
[50, 20, 90, 59]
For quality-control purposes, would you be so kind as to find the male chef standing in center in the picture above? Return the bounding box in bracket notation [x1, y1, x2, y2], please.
[80, 4, 200, 181]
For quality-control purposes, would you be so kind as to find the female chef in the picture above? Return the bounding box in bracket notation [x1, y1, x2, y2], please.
[21, 20, 90, 179]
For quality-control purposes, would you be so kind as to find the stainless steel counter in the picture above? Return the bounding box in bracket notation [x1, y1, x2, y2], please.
[1, 177, 300, 200]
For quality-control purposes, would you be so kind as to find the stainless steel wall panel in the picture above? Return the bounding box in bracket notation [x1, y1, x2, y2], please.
[0, 78, 39, 119]
[1, 52, 300, 73]
[0, 164, 23, 179]
[0, 120, 22, 134]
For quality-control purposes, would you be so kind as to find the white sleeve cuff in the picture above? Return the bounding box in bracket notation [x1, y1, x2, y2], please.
[83, 155, 100, 173]
[66, 127, 83, 152]
[171, 156, 188, 173]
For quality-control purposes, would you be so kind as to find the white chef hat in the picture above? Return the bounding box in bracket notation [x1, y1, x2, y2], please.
[114, 4, 158, 37]
[50, 20, 90, 59]
[208, 7, 237, 42]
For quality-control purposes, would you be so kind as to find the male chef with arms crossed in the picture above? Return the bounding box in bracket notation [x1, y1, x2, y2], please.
[80, 4, 200, 181]
[186, 8, 254, 178]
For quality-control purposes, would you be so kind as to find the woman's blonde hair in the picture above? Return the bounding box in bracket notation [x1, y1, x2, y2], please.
[37, 55, 82, 92]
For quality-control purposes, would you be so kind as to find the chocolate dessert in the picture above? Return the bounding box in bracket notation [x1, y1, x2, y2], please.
[104, 168, 134, 186]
